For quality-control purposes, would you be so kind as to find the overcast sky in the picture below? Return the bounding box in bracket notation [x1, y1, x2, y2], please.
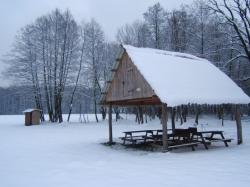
[0, 0, 194, 87]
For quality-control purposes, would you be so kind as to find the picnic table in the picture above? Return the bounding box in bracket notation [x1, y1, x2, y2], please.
[191, 130, 232, 149]
[121, 130, 154, 145]
[121, 129, 172, 145]
[121, 128, 232, 151]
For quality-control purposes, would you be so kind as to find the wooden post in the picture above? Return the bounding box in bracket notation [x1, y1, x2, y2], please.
[221, 106, 224, 126]
[161, 103, 168, 152]
[171, 107, 176, 132]
[108, 104, 113, 144]
[235, 105, 243, 145]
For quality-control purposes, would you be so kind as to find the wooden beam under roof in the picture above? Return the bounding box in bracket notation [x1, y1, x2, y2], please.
[101, 96, 162, 106]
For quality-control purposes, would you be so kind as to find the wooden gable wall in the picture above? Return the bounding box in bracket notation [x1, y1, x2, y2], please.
[105, 51, 157, 103]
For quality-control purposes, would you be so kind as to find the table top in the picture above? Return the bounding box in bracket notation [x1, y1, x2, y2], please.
[123, 129, 172, 134]
[123, 130, 155, 134]
[195, 130, 224, 134]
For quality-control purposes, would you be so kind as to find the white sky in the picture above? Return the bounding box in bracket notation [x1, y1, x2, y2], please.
[0, 0, 194, 87]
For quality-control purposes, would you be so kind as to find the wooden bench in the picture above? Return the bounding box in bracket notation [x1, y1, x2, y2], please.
[120, 136, 145, 144]
[121, 130, 155, 145]
[172, 129, 194, 144]
[168, 142, 199, 151]
[205, 137, 233, 147]
[167, 129, 199, 151]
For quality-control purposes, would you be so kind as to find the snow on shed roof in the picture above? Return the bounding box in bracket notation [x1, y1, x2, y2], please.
[123, 45, 250, 106]
[23, 109, 41, 113]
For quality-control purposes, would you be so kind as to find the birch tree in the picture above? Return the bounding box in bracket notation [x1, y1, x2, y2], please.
[116, 20, 150, 47]
[4, 24, 45, 121]
[208, 0, 250, 62]
[143, 3, 167, 49]
[5, 9, 80, 123]
[67, 26, 86, 122]
[83, 19, 105, 122]
[168, 9, 189, 52]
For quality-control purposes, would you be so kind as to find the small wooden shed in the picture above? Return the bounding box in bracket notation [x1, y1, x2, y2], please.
[101, 45, 250, 151]
[23, 109, 41, 126]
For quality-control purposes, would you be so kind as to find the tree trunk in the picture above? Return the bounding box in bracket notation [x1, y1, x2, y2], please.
[101, 107, 107, 120]
[195, 106, 200, 125]
[58, 95, 63, 123]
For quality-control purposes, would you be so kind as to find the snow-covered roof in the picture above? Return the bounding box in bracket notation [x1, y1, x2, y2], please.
[23, 109, 41, 113]
[123, 45, 250, 106]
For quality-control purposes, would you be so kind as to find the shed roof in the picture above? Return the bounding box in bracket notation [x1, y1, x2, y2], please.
[23, 109, 41, 113]
[102, 45, 250, 106]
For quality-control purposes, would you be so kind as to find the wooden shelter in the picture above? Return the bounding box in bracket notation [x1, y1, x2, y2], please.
[23, 109, 41, 126]
[101, 45, 250, 151]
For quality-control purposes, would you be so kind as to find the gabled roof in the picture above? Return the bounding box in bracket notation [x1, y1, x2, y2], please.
[102, 45, 250, 106]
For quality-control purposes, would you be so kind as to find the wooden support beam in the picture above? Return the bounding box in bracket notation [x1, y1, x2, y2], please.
[171, 107, 176, 132]
[161, 103, 168, 152]
[235, 105, 243, 145]
[103, 96, 162, 106]
[108, 104, 113, 144]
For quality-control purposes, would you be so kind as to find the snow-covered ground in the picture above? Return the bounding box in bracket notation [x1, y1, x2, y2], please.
[0, 114, 250, 187]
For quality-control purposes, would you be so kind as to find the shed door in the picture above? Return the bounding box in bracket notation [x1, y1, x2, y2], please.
[25, 113, 32, 126]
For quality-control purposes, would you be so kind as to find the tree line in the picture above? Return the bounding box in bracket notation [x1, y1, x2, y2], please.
[0, 86, 93, 115]
[4, 9, 119, 122]
[2, 0, 250, 122]
[117, 0, 249, 74]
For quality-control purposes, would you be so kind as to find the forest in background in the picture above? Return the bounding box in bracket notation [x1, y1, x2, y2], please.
[0, 0, 249, 122]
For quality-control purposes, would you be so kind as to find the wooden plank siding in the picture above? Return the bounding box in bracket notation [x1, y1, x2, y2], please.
[104, 51, 160, 105]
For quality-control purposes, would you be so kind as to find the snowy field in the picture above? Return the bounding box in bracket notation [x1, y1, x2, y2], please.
[0, 114, 250, 187]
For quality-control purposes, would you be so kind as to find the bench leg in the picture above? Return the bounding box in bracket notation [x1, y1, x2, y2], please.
[191, 145, 195, 151]
[144, 132, 152, 144]
[224, 141, 229, 147]
[123, 134, 128, 145]
[190, 134, 194, 141]
[220, 133, 229, 147]
[204, 143, 209, 150]
[200, 135, 209, 149]
[130, 134, 135, 145]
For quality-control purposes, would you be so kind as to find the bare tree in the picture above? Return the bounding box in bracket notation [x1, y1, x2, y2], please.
[4, 24, 45, 121]
[168, 9, 189, 52]
[5, 9, 80, 123]
[208, 0, 250, 62]
[38, 9, 80, 123]
[116, 20, 150, 47]
[83, 19, 105, 122]
[67, 26, 86, 122]
[143, 3, 167, 49]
